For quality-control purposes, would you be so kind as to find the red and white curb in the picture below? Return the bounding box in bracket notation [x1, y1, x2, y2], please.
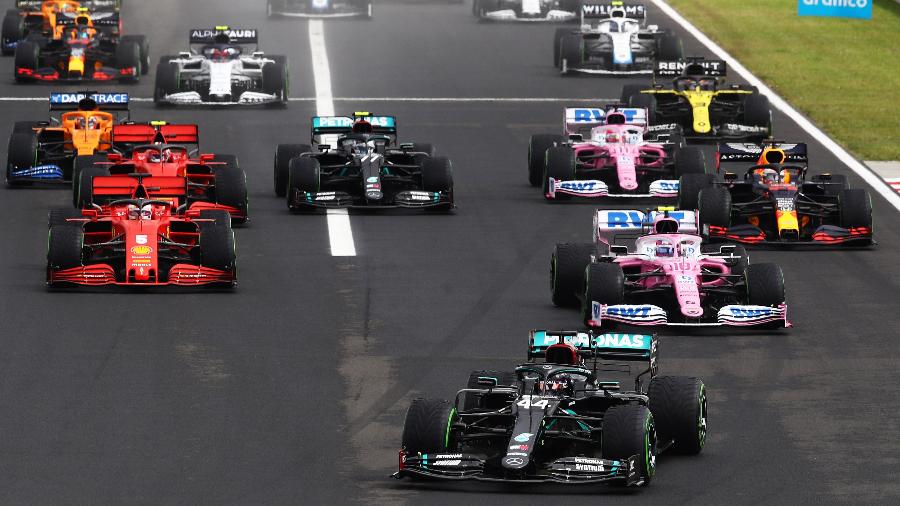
[865, 161, 900, 195]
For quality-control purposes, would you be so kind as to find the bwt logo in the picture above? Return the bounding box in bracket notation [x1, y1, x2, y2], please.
[607, 306, 651, 317]
[560, 181, 598, 191]
[604, 211, 687, 227]
[657, 181, 678, 190]
[730, 308, 773, 318]
[572, 109, 605, 122]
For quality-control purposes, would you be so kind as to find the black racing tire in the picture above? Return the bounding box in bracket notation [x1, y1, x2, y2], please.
[811, 173, 849, 196]
[47, 224, 84, 270]
[6, 131, 37, 185]
[198, 209, 236, 272]
[401, 398, 457, 455]
[422, 156, 454, 193]
[657, 32, 683, 61]
[648, 376, 707, 455]
[529, 134, 564, 187]
[274, 144, 309, 197]
[71, 154, 106, 193]
[674, 145, 706, 176]
[677, 173, 715, 211]
[838, 188, 872, 230]
[550, 242, 594, 308]
[121, 35, 150, 74]
[212, 156, 248, 225]
[116, 40, 141, 83]
[74, 166, 109, 209]
[262, 61, 289, 104]
[153, 59, 179, 104]
[602, 404, 656, 486]
[553, 28, 570, 68]
[13, 40, 38, 82]
[560, 33, 582, 73]
[583, 262, 625, 328]
[543, 146, 575, 197]
[287, 156, 320, 211]
[742, 93, 771, 131]
[463, 370, 516, 411]
[745, 263, 785, 307]
[628, 92, 657, 124]
[47, 207, 82, 228]
[12, 121, 38, 134]
[2, 12, 24, 56]
[620, 83, 648, 104]
[698, 186, 732, 229]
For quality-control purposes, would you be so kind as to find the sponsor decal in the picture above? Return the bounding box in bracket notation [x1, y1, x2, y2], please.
[559, 180, 606, 194]
[514, 433, 533, 443]
[582, 3, 645, 16]
[135, 235, 148, 245]
[313, 116, 395, 129]
[729, 307, 773, 318]
[598, 210, 694, 228]
[647, 123, 680, 132]
[575, 463, 604, 472]
[607, 306, 651, 317]
[593, 333, 648, 349]
[798, 0, 871, 20]
[657, 60, 724, 73]
[190, 28, 258, 40]
[10, 165, 63, 178]
[315, 194, 336, 201]
[776, 197, 796, 211]
[407, 191, 433, 201]
[509, 444, 529, 451]
[567, 108, 605, 123]
[435, 454, 462, 459]
[366, 177, 379, 183]
[506, 452, 527, 456]
[504, 457, 525, 466]
[50, 92, 128, 105]
[722, 124, 768, 133]
[574, 457, 605, 464]
[131, 245, 152, 255]
[430, 460, 461, 467]
[650, 180, 679, 192]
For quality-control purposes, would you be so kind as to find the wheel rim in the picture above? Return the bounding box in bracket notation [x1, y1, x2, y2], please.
[645, 414, 657, 478]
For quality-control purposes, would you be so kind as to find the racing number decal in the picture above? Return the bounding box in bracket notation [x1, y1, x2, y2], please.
[517, 396, 549, 409]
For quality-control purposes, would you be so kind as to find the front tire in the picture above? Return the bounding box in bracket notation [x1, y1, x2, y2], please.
[677, 173, 715, 211]
[838, 189, 872, 231]
[274, 144, 309, 197]
[543, 146, 575, 198]
[401, 398, 457, 455]
[602, 405, 657, 486]
[529, 134, 564, 187]
[648, 376, 707, 455]
[550, 242, 593, 307]
[47, 225, 85, 271]
[698, 186, 732, 231]
[198, 210, 236, 273]
[745, 263, 785, 307]
[583, 262, 625, 328]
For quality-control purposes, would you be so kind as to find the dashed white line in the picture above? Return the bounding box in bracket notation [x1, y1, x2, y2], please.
[309, 19, 356, 257]
[653, 0, 900, 213]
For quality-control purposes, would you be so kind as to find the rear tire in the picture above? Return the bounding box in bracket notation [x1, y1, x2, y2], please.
[620, 83, 648, 104]
[401, 398, 457, 455]
[274, 144, 309, 197]
[677, 173, 715, 211]
[116, 40, 141, 83]
[698, 186, 732, 230]
[628, 92, 657, 124]
[656, 32, 683, 60]
[47, 207, 82, 228]
[550, 242, 594, 307]
[674, 145, 706, 176]
[47, 225, 84, 270]
[6, 131, 37, 185]
[2, 11, 24, 56]
[121, 35, 150, 74]
[198, 209, 236, 272]
[13, 40, 38, 82]
[154, 59, 179, 104]
[838, 189, 872, 230]
[263, 61, 289, 105]
[745, 263, 785, 306]
[648, 376, 707, 455]
[543, 146, 575, 197]
[583, 262, 625, 328]
[742, 93, 771, 133]
[71, 154, 106, 191]
[74, 166, 109, 209]
[529, 134, 564, 187]
[560, 33, 582, 73]
[212, 156, 248, 225]
[602, 404, 656, 486]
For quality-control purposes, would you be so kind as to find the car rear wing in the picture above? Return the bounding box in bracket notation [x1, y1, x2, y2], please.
[564, 106, 647, 136]
[88, 175, 187, 203]
[311, 115, 397, 142]
[717, 142, 809, 164]
[594, 209, 699, 246]
[50, 92, 130, 112]
[581, 2, 646, 19]
[111, 123, 200, 149]
[56, 10, 120, 27]
[529, 330, 656, 362]
[655, 58, 726, 77]
[15, 0, 44, 9]
[189, 27, 258, 45]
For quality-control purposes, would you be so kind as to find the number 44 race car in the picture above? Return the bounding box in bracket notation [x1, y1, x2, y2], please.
[678, 140, 874, 246]
[551, 209, 790, 329]
[394, 330, 707, 486]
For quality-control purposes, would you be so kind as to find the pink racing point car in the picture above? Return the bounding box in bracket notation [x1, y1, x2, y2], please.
[550, 209, 789, 329]
[528, 105, 706, 200]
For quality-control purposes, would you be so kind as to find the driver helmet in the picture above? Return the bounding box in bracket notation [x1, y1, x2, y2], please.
[545, 343, 579, 365]
[779, 169, 791, 184]
[148, 149, 163, 163]
[698, 77, 716, 91]
[140, 204, 153, 220]
[655, 240, 675, 257]
[754, 168, 780, 185]
[543, 373, 574, 397]
[352, 120, 373, 134]
[352, 142, 371, 156]
[605, 131, 621, 144]
[126, 204, 140, 220]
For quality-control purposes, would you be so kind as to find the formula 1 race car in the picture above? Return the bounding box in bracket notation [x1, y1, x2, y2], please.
[621, 58, 772, 141]
[13, 7, 148, 83]
[6, 91, 129, 185]
[72, 122, 249, 224]
[154, 27, 288, 106]
[529, 105, 706, 200]
[555, 2, 682, 75]
[551, 209, 790, 329]
[677, 140, 874, 246]
[274, 113, 454, 211]
[473, 0, 578, 22]
[46, 200, 236, 288]
[394, 330, 707, 486]
[2, 0, 122, 55]
[267, 0, 372, 18]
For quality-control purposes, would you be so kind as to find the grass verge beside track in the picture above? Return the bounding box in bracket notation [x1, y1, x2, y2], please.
[666, 0, 900, 160]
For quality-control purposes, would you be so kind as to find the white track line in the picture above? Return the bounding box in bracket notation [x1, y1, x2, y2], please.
[653, 0, 900, 213]
[309, 19, 356, 257]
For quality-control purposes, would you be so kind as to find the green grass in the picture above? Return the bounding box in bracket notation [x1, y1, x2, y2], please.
[666, 0, 900, 160]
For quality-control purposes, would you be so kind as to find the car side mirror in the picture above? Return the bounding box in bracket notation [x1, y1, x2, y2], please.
[723, 172, 737, 181]
[200, 153, 215, 162]
[610, 245, 629, 256]
[818, 173, 833, 181]
[252, 51, 264, 58]
[178, 51, 191, 59]
[568, 134, 583, 142]
[719, 245, 736, 255]
[318, 144, 331, 151]
[399, 142, 414, 150]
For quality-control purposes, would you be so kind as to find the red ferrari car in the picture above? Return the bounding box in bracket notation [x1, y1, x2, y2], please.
[73, 122, 248, 224]
[47, 200, 235, 288]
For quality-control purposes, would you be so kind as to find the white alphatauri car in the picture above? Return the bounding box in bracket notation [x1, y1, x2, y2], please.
[153, 27, 289, 106]
[555, 2, 683, 75]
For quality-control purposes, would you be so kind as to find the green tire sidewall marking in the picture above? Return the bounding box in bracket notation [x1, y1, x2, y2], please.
[645, 413, 656, 477]
[444, 407, 457, 448]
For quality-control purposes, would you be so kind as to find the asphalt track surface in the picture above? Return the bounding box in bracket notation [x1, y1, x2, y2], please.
[0, 1, 898, 503]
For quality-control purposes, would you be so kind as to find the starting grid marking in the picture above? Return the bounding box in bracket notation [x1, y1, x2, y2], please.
[0, 96, 616, 103]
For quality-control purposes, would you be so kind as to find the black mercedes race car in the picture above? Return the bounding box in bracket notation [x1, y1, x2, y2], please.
[394, 330, 707, 486]
[266, 0, 372, 18]
[678, 140, 874, 246]
[274, 113, 454, 212]
[621, 58, 771, 141]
